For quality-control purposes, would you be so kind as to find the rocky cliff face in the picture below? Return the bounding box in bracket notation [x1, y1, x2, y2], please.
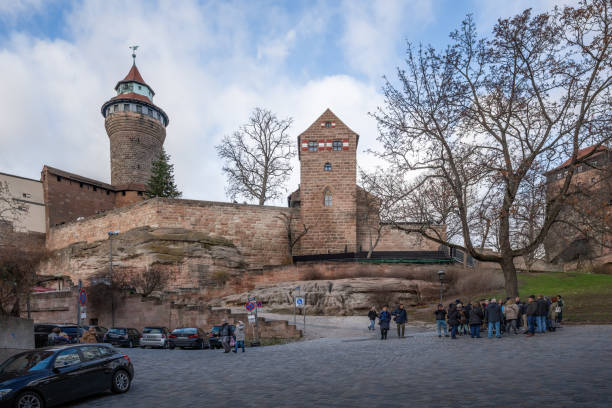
[39, 226, 246, 292]
[220, 278, 439, 315]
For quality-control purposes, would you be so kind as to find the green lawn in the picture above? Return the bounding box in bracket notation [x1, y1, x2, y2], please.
[515, 272, 612, 324]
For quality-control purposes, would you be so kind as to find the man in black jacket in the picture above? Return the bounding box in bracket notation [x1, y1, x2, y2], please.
[536, 295, 548, 333]
[220, 319, 233, 353]
[392, 304, 408, 338]
[526, 295, 538, 336]
[434, 304, 449, 338]
[368, 307, 377, 331]
[468, 302, 484, 338]
[486, 299, 502, 338]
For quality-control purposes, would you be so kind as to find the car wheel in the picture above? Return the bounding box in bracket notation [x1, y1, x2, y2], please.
[111, 370, 131, 394]
[14, 391, 44, 408]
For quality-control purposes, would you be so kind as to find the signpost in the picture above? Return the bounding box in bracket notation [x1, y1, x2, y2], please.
[76, 280, 84, 338]
[295, 297, 304, 308]
[245, 302, 255, 312]
[247, 296, 260, 346]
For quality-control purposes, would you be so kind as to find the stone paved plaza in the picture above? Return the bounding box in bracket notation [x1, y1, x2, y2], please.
[68, 325, 612, 408]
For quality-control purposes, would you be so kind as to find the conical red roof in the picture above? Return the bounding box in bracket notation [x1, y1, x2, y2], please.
[122, 64, 146, 84]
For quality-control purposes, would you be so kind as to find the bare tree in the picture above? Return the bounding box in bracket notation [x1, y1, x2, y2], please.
[276, 212, 310, 259]
[128, 264, 170, 298]
[216, 108, 295, 205]
[355, 184, 384, 258]
[371, 1, 612, 297]
[0, 248, 47, 316]
[0, 181, 28, 226]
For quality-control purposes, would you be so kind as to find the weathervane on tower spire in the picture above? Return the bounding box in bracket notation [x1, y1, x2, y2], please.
[129, 45, 139, 65]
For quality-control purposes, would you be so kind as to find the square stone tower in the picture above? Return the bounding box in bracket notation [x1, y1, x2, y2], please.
[296, 109, 359, 255]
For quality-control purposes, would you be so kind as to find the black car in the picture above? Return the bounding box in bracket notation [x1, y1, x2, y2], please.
[168, 328, 208, 349]
[208, 325, 235, 349]
[34, 324, 85, 348]
[83, 325, 108, 342]
[103, 328, 141, 348]
[0, 344, 134, 408]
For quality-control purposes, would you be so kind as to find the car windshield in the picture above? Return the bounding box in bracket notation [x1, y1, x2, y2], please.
[61, 327, 80, 335]
[172, 328, 197, 335]
[143, 328, 163, 334]
[210, 326, 220, 334]
[0, 351, 55, 375]
[108, 328, 126, 334]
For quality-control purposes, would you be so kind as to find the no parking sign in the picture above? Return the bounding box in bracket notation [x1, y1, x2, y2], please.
[245, 302, 255, 312]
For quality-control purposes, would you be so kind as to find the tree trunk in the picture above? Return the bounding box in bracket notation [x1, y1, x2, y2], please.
[500, 257, 519, 298]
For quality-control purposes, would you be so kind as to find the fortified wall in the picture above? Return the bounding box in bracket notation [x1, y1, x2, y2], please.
[46, 197, 296, 269]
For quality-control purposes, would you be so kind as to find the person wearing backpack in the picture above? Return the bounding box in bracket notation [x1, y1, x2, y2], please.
[447, 303, 460, 339]
[392, 304, 408, 338]
[378, 306, 391, 340]
[434, 304, 449, 338]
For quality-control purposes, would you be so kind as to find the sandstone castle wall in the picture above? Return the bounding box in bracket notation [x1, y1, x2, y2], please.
[46, 198, 296, 268]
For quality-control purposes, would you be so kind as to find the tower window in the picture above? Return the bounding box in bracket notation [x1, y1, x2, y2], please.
[136, 105, 142, 114]
[325, 121, 332, 128]
[324, 162, 332, 171]
[324, 190, 332, 207]
[124, 104, 130, 112]
[56, 176, 61, 182]
[138, 85, 142, 90]
[106, 190, 110, 195]
[308, 141, 318, 151]
[93, 186, 97, 192]
[332, 140, 342, 151]
[79, 182, 83, 188]
[122, 191, 126, 196]
[113, 104, 118, 112]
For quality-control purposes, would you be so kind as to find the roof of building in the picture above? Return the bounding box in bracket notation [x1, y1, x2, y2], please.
[548, 144, 609, 173]
[114, 63, 155, 95]
[43, 166, 116, 191]
[110, 92, 153, 104]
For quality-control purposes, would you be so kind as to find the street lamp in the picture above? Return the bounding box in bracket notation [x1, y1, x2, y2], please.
[108, 230, 120, 327]
[437, 270, 445, 305]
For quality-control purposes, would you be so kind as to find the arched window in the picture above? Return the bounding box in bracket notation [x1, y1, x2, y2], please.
[324, 190, 332, 207]
[324, 162, 332, 171]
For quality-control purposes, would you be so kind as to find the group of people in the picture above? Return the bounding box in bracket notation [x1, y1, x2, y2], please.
[368, 304, 408, 340]
[434, 295, 564, 339]
[219, 319, 246, 353]
[367, 295, 564, 340]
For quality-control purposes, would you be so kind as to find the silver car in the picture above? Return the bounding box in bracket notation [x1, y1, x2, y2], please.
[139, 326, 170, 349]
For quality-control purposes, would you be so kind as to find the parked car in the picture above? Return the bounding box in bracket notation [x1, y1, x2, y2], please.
[208, 325, 235, 349]
[103, 328, 141, 348]
[0, 344, 134, 408]
[34, 324, 85, 347]
[168, 328, 208, 349]
[140, 327, 170, 349]
[83, 325, 108, 342]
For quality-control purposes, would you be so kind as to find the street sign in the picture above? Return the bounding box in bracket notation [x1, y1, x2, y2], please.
[80, 312, 87, 319]
[257, 301, 262, 308]
[245, 302, 255, 312]
[295, 297, 304, 308]
[248, 314, 256, 324]
[79, 289, 87, 306]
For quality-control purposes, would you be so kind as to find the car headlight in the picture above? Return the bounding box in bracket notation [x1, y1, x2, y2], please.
[0, 389, 13, 399]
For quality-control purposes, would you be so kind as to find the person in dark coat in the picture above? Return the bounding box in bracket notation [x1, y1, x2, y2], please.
[378, 306, 391, 340]
[220, 319, 233, 353]
[434, 304, 449, 338]
[515, 296, 526, 331]
[525, 295, 538, 337]
[486, 299, 502, 338]
[447, 303, 459, 339]
[392, 304, 408, 338]
[368, 307, 377, 331]
[469, 302, 484, 338]
[536, 295, 548, 333]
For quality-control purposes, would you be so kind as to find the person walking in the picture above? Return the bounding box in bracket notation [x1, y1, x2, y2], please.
[368, 307, 377, 331]
[504, 299, 519, 335]
[81, 327, 98, 344]
[392, 304, 408, 338]
[220, 319, 233, 353]
[434, 304, 449, 338]
[233, 321, 246, 353]
[536, 295, 548, 333]
[468, 301, 484, 338]
[379, 306, 391, 340]
[548, 297, 559, 332]
[526, 295, 538, 337]
[447, 303, 459, 339]
[486, 298, 502, 339]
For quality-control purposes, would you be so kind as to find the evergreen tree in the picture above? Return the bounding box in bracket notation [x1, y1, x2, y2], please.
[146, 148, 182, 198]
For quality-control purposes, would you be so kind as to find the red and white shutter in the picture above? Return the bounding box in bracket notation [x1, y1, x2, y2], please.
[301, 141, 308, 151]
[331, 122, 336, 128]
[326, 139, 332, 150]
[342, 139, 349, 150]
[320, 122, 326, 128]
[318, 139, 325, 151]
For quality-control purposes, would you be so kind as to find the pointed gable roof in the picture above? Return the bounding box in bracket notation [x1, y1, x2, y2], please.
[114, 63, 155, 95]
[300, 108, 358, 136]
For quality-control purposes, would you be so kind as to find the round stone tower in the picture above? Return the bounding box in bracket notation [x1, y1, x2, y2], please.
[101, 60, 169, 195]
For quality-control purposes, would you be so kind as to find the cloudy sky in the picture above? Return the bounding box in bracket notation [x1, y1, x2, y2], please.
[0, 0, 569, 205]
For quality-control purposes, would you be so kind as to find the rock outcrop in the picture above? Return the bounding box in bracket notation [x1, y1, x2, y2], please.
[220, 278, 439, 315]
[39, 226, 247, 292]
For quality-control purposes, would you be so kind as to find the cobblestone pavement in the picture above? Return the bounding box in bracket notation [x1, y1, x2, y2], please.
[68, 325, 612, 408]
